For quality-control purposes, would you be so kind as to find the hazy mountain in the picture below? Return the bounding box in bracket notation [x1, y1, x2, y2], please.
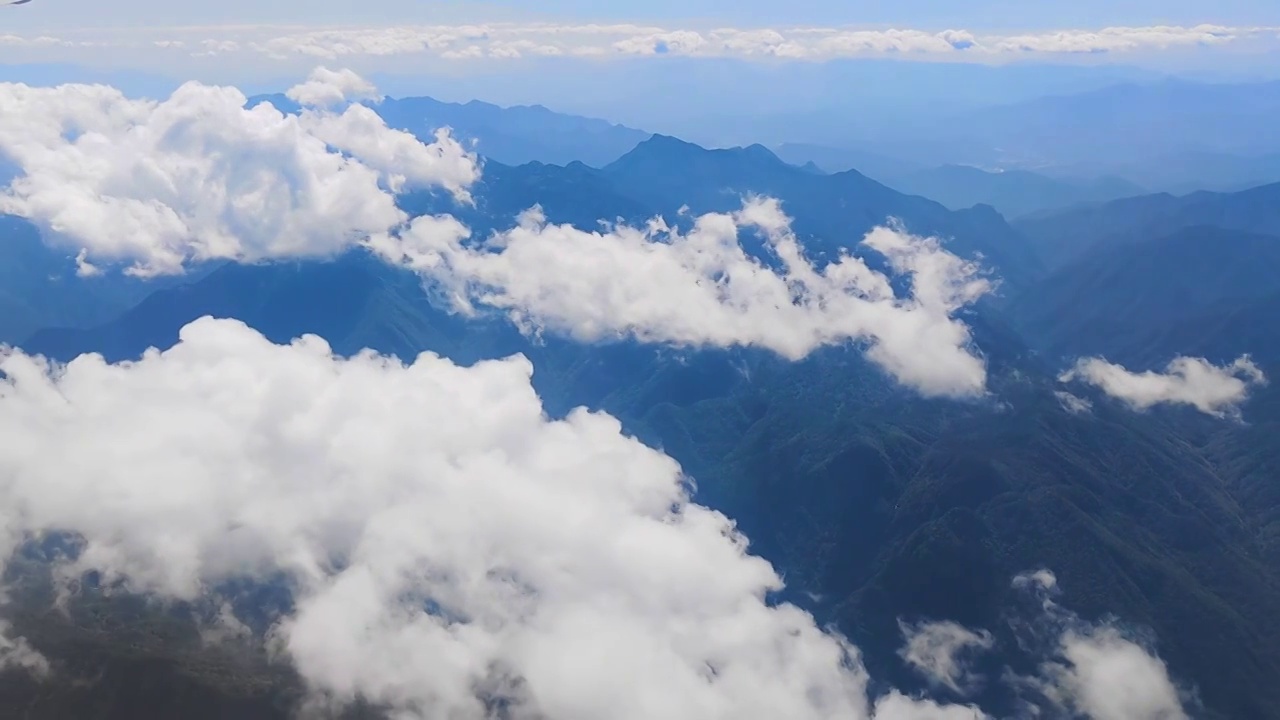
[882, 164, 1146, 219]
[772, 143, 925, 178]
[373, 96, 652, 167]
[949, 80, 1280, 168]
[245, 93, 651, 168]
[1060, 149, 1280, 195]
[1015, 181, 1280, 269]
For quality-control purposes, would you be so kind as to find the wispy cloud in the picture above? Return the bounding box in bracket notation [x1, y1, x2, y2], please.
[898, 620, 995, 695]
[1059, 355, 1267, 419]
[2, 22, 1276, 62]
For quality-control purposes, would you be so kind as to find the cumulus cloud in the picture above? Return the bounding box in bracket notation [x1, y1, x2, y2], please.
[1011, 570, 1191, 720]
[1041, 628, 1190, 720]
[0, 316, 1001, 720]
[1059, 355, 1267, 419]
[898, 620, 995, 695]
[1, 68, 995, 397]
[371, 198, 995, 397]
[284, 66, 382, 107]
[0, 72, 476, 276]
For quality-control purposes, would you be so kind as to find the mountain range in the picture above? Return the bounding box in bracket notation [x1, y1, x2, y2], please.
[8, 135, 1280, 719]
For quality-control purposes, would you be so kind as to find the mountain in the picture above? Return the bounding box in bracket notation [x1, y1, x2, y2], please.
[952, 80, 1280, 167]
[373, 96, 652, 168]
[881, 164, 1146, 219]
[772, 143, 925, 179]
[1005, 226, 1280, 364]
[1015, 181, 1280, 270]
[1062, 149, 1280, 195]
[245, 93, 651, 168]
[22, 249, 1280, 720]
[17, 147, 1280, 719]
[0, 215, 202, 344]
[602, 136, 1045, 288]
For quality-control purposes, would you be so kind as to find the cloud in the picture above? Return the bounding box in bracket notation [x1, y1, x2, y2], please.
[1059, 355, 1267, 419]
[372, 198, 995, 398]
[1054, 391, 1093, 415]
[0, 622, 49, 677]
[27, 22, 1271, 62]
[4, 22, 1277, 64]
[898, 620, 995, 695]
[0, 72, 477, 276]
[0, 315, 1008, 720]
[1011, 571, 1190, 720]
[1, 68, 995, 398]
[284, 66, 382, 107]
[1042, 628, 1190, 720]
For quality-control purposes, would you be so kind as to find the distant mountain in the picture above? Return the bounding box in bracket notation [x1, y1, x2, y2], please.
[882, 164, 1146, 219]
[245, 93, 651, 168]
[1061, 149, 1280, 196]
[773, 143, 925, 179]
[1005, 226, 1280, 364]
[374, 96, 652, 168]
[954, 80, 1280, 166]
[602, 135, 1044, 288]
[1015, 182, 1280, 270]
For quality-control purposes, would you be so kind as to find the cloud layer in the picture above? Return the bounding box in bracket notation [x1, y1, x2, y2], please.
[4, 22, 1275, 62]
[0, 68, 476, 276]
[373, 200, 994, 397]
[0, 316, 980, 719]
[1060, 355, 1267, 418]
[0, 320, 1194, 720]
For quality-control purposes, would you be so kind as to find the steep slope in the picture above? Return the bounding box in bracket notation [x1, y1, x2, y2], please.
[603, 136, 1045, 288]
[1005, 226, 1280, 363]
[1015, 181, 1280, 270]
[0, 215, 199, 344]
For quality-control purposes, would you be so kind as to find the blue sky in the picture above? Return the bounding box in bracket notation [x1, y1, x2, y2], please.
[4, 0, 1280, 30]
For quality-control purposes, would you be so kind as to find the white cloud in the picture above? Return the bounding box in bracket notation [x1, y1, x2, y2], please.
[284, 66, 382, 107]
[4, 22, 1277, 63]
[0, 72, 476, 276]
[0, 316, 1002, 720]
[898, 620, 995, 695]
[1059, 355, 1267, 419]
[1, 69, 994, 398]
[372, 198, 994, 398]
[1042, 628, 1190, 720]
[1012, 570, 1191, 720]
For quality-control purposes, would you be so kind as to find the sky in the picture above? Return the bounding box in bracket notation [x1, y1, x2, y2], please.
[3, 0, 1279, 68]
[4, 0, 1280, 29]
